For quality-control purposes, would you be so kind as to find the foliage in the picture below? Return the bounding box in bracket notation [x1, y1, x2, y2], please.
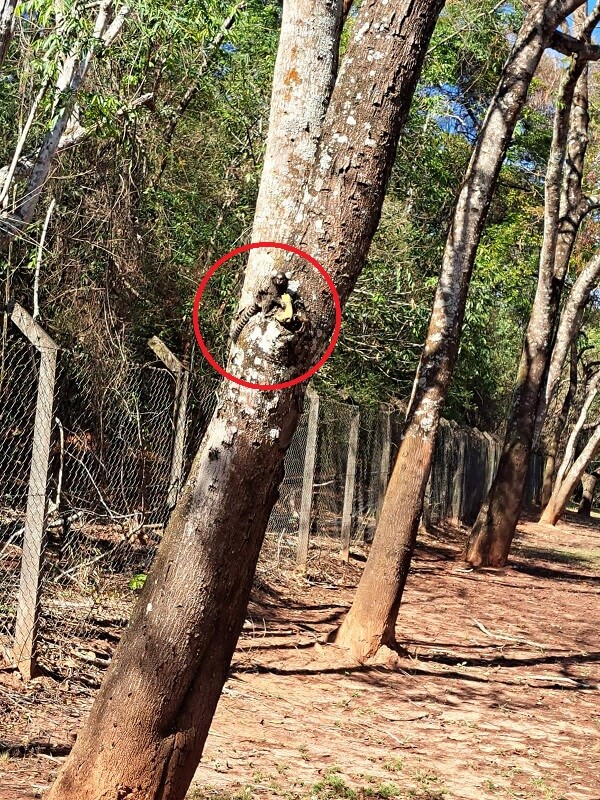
[128, 573, 147, 591]
[319, 0, 537, 428]
[5, 0, 600, 434]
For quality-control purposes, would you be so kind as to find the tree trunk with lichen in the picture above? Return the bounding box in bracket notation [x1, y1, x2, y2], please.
[577, 470, 599, 516]
[541, 423, 600, 525]
[465, 12, 593, 567]
[47, 1, 444, 798]
[536, 251, 600, 447]
[0, 0, 16, 68]
[541, 341, 578, 507]
[332, 0, 585, 663]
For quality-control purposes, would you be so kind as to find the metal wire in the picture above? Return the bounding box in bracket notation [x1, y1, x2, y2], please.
[0, 315, 544, 674]
[0, 328, 40, 644]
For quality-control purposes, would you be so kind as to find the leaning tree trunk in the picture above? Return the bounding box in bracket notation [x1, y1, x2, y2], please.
[541, 341, 578, 507]
[541, 423, 600, 524]
[332, 0, 585, 662]
[47, 2, 444, 799]
[551, 368, 600, 490]
[577, 469, 599, 516]
[465, 14, 594, 568]
[537, 248, 600, 445]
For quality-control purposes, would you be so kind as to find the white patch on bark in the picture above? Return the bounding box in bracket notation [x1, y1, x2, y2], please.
[355, 22, 370, 41]
[347, 116, 356, 126]
[146, 603, 152, 613]
[254, 321, 281, 352]
[269, 429, 280, 440]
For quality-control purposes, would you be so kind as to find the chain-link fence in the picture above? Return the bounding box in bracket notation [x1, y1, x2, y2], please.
[0, 326, 40, 647]
[0, 306, 543, 678]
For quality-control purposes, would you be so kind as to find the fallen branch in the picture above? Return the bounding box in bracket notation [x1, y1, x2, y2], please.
[523, 673, 579, 684]
[471, 618, 546, 650]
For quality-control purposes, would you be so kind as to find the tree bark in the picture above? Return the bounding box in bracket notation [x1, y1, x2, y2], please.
[540, 423, 600, 524]
[465, 8, 593, 567]
[332, 0, 584, 662]
[551, 368, 599, 492]
[0, 0, 16, 68]
[537, 249, 600, 439]
[47, 2, 444, 799]
[577, 469, 599, 516]
[540, 341, 578, 507]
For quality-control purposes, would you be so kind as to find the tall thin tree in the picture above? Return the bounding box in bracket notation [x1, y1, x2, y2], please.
[465, 5, 600, 566]
[332, 0, 587, 662]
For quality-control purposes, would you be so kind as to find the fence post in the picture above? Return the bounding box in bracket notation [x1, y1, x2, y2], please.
[340, 408, 360, 562]
[376, 407, 392, 521]
[297, 389, 319, 572]
[10, 303, 58, 680]
[147, 336, 189, 508]
[452, 429, 466, 524]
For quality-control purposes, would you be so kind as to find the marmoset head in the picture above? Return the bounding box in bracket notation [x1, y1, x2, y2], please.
[272, 272, 288, 292]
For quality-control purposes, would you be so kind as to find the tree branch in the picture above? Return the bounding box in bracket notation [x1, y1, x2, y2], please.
[550, 30, 600, 60]
[154, 1, 246, 183]
[0, 2, 130, 250]
[0, 0, 16, 68]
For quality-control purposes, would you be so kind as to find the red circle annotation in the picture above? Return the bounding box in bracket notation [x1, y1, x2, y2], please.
[192, 241, 342, 391]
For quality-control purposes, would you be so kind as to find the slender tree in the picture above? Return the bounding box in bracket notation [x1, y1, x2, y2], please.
[577, 466, 600, 516]
[332, 0, 586, 662]
[0, 0, 129, 251]
[552, 366, 600, 490]
[0, 0, 16, 68]
[537, 249, 600, 447]
[47, 1, 445, 798]
[540, 341, 579, 506]
[465, 5, 600, 567]
[541, 420, 600, 524]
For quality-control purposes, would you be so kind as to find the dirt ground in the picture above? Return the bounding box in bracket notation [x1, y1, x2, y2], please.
[1, 512, 600, 800]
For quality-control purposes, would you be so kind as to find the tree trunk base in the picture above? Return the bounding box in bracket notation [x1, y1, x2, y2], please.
[369, 643, 410, 668]
[328, 613, 402, 664]
[328, 626, 408, 668]
[463, 527, 510, 569]
[539, 511, 558, 525]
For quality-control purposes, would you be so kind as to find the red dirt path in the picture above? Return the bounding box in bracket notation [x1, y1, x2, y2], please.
[1, 513, 599, 800]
